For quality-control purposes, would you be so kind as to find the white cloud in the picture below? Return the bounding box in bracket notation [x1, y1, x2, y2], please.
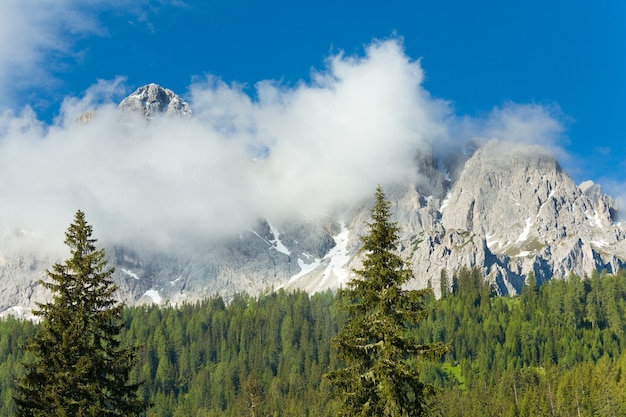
[57, 77, 129, 122]
[0, 38, 570, 253]
[444, 101, 572, 171]
[0, 1, 95, 100]
[482, 102, 568, 148]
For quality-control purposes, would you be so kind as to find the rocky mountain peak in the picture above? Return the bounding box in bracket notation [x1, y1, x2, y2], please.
[118, 83, 192, 119]
[406, 139, 626, 295]
[441, 139, 565, 238]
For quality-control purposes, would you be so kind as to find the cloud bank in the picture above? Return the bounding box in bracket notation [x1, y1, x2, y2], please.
[0, 38, 569, 252]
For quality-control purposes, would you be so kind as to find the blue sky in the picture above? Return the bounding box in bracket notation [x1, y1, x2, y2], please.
[0, 0, 624, 243]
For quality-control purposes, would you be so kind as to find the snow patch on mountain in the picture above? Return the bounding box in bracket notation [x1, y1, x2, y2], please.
[319, 221, 351, 288]
[250, 229, 273, 248]
[288, 258, 322, 284]
[121, 268, 140, 280]
[284, 221, 352, 293]
[439, 191, 451, 213]
[268, 222, 291, 255]
[516, 218, 532, 243]
[143, 290, 162, 304]
[585, 210, 603, 229]
[486, 233, 501, 249]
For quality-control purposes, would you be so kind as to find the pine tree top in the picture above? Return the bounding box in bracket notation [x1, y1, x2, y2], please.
[327, 186, 448, 417]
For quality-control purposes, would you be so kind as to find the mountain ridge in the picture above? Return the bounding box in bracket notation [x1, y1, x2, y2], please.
[0, 84, 624, 317]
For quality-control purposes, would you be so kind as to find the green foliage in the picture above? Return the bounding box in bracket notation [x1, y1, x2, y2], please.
[326, 186, 448, 417]
[14, 210, 146, 417]
[419, 267, 626, 417]
[120, 289, 339, 417]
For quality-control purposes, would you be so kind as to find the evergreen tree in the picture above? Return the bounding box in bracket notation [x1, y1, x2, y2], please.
[326, 186, 448, 417]
[14, 210, 147, 417]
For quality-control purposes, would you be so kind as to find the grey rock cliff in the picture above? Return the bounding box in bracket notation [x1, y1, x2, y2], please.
[394, 141, 623, 295]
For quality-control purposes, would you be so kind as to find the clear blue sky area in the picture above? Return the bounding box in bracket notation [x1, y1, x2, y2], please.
[3, 0, 625, 188]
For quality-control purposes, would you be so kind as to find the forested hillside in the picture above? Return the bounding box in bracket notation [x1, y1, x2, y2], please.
[418, 267, 626, 416]
[2, 269, 626, 416]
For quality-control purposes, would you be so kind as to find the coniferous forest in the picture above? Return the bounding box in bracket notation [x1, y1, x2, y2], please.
[1, 268, 626, 416]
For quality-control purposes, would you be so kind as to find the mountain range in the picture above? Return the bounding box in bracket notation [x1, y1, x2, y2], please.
[1, 84, 624, 317]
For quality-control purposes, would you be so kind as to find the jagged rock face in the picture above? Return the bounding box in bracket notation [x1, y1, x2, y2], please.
[1, 86, 625, 316]
[441, 140, 618, 245]
[0, 233, 57, 317]
[118, 83, 192, 119]
[399, 140, 626, 296]
[107, 216, 338, 305]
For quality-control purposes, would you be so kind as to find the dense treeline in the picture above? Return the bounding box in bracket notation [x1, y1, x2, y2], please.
[123, 289, 342, 416]
[0, 318, 37, 414]
[2, 268, 626, 416]
[419, 267, 626, 416]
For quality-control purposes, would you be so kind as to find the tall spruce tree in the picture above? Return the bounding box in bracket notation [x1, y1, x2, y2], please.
[327, 186, 448, 417]
[15, 210, 146, 417]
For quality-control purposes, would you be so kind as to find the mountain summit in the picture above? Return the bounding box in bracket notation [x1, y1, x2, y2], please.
[118, 83, 192, 119]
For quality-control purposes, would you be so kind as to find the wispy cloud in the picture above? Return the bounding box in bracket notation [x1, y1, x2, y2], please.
[0, 1, 184, 106]
[0, 1, 91, 99]
[482, 102, 568, 148]
[0, 38, 569, 252]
